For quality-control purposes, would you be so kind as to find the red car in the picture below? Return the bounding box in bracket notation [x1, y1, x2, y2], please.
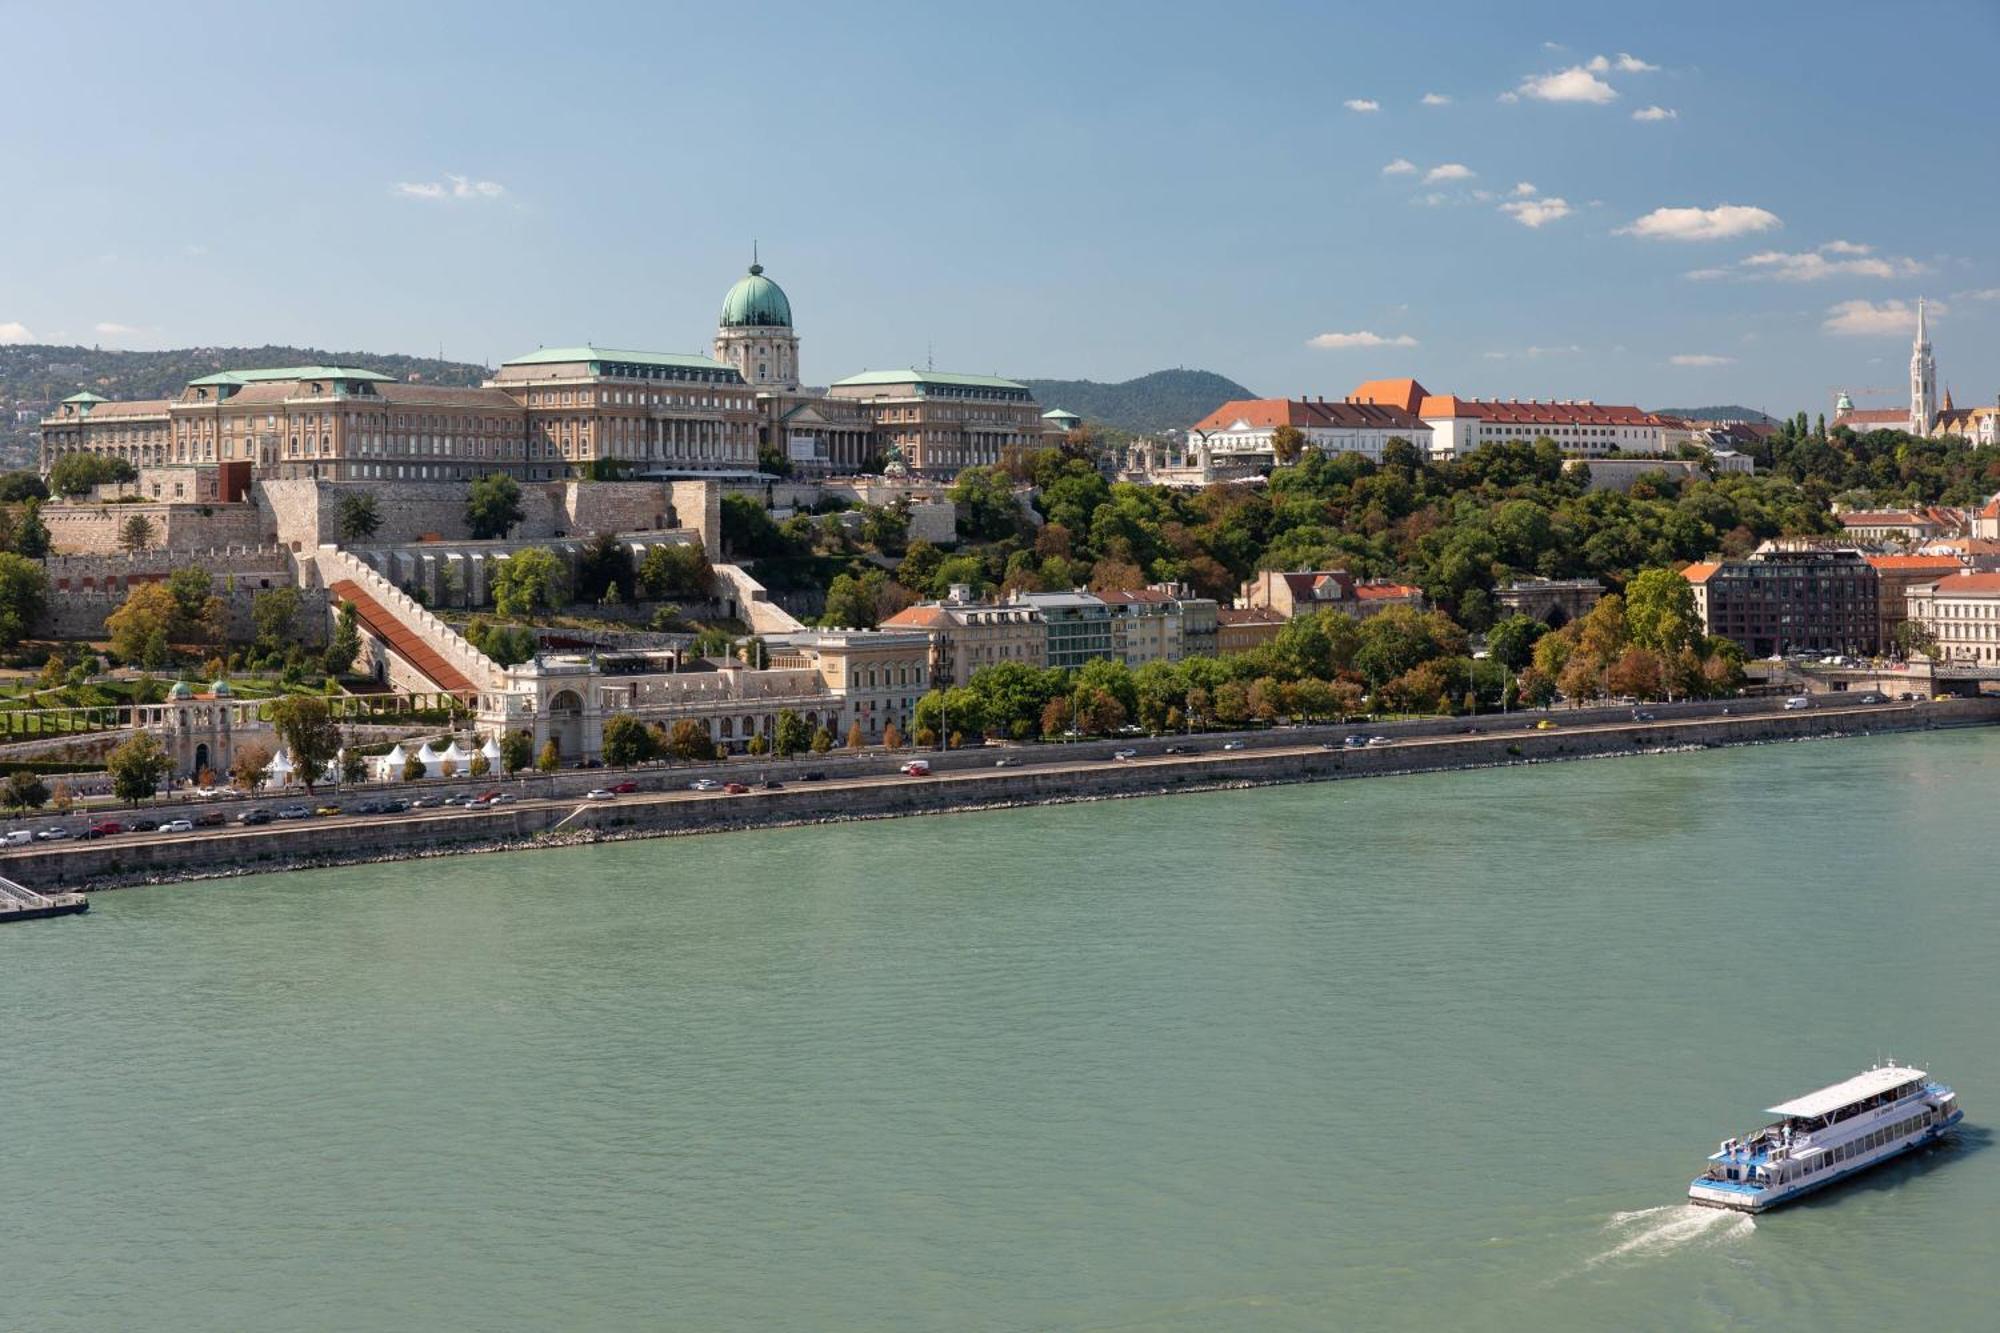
[611, 781, 639, 794]
[85, 821, 124, 838]
[724, 782, 750, 795]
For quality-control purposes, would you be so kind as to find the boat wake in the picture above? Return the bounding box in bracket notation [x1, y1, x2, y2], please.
[1582, 1204, 1753, 1270]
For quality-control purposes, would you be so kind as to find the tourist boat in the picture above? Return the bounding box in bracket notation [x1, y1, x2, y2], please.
[1689, 1065, 1961, 1213]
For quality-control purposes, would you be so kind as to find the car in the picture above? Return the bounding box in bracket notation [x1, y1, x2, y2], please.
[125, 816, 161, 832]
[994, 756, 1017, 767]
[315, 805, 343, 817]
[1719, 707, 1734, 716]
[236, 810, 273, 826]
[160, 819, 195, 834]
[33, 826, 71, 841]
[1535, 719, 1558, 730]
[1783, 696, 1811, 711]
[689, 778, 722, 792]
[1857, 693, 1884, 705]
[899, 760, 931, 776]
[1898, 691, 1917, 701]
[1318, 740, 1342, 751]
[802, 771, 826, 782]
[1222, 740, 1246, 751]
[723, 782, 750, 794]
[610, 781, 638, 794]
[761, 779, 784, 790]
[276, 806, 311, 820]
[351, 800, 384, 815]
[3, 829, 32, 846]
[475, 791, 502, 803]
[1366, 735, 1395, 748]
[585, 788, 616, 800]
[1933, 693, 1953, 702]
[194, 811, 226, 827]
[84, 821, 124, 838]
[1112, 749, 1137, 761]
[1342, 735, 1368, 748]
[1632, 710, 1656, 721]
[380, 799, 409, 814]
[408, 796, 443, 809]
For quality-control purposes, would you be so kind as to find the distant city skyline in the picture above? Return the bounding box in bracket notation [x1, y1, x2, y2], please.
[3, 0, 1996, 416]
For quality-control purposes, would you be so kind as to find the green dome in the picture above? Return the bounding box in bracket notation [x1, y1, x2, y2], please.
[168, 681, 195, 699]
[210, 680, 232, 696]
[719, 263, 792, 329]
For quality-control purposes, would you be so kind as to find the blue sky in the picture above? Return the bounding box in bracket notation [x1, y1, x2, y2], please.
[3, 0, 1995, 417]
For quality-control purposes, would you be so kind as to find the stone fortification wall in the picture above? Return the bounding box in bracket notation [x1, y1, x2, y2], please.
[36, 546, 304, 641]
[256, 479, 720, 561]
[44, 502, 269, 556]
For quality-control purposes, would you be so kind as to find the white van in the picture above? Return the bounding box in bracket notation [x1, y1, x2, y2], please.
[1784, 695, 1811, 711]
[899, 759, 932, 776]
[3, 829, 31, 845]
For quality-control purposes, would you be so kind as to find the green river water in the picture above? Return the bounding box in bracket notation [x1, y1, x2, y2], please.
[3, 732, 1994, 1330]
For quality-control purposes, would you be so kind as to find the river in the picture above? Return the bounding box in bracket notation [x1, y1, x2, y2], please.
[3, 732, 1993, 1330]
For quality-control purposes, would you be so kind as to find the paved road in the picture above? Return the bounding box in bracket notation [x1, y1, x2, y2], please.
[0, 697, 1936, 871]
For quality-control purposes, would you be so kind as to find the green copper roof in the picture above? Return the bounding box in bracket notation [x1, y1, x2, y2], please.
[500, 346, 739, 373]
[1043, 407, 1081, 420]
[185, 365, 394, 387]
[830, 369, 1030, 391]
[718, 263, 792, 329]
[62, 391, 109, 404]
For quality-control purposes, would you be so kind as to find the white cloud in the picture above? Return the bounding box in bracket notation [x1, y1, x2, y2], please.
[1500, 196, 1573, 227]
[1616, 204, 1782, 241]
[1343, 98, 1380, 113]
[1424, 162, 1475, 183]
[1957, 287, 2000, 302]
[1512, 181, 1538, 196]
[1585, 54, 1610, 72]
[1517, 66, 1618, 104]
[1307, 330, 1418, 349]
[1670, 354, 1734, 367]
[93, 322, 143, 337]
[1421, 92, 1452, 105]
[1542, 40, 1567, 51]
[1471, 189, 1495, 202]
[0, 321, 32, 344]
[393, 173, 506, 201]
[1413, 192, 1448, 207]
[1381, 158, 1417, 176]
[1614, 52, 1658, 72]
[1738, 245, 1925, 282]
[1632, 105, 1677, 121]
[1497, 91, 1520, 104]
[1824, 298, 1941, 336]
[1683, 268, 1730, 281]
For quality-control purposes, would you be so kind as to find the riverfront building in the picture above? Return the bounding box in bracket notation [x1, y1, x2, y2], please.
[1906, 571, 2000, 665]
[1683, 547, 1881, 657]
[1238, 569, 1426, 621]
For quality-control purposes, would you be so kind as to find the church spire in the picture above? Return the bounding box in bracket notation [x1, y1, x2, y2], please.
[1910, 295, 1937, 436]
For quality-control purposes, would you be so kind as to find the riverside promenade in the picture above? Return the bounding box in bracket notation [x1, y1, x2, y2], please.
[4, 695, 1995, 892]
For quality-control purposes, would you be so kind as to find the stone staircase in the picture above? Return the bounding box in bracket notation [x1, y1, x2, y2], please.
[315, 547, 500, 698]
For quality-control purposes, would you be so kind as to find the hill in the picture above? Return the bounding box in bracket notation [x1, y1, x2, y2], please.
[1021, 369, 1254, 436]
[0, 342, 494, 469]
[1651, 404, 1778, 424]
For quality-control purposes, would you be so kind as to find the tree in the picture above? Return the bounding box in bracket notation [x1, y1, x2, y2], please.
[0, 553, 49, 650]
[164, 566, 212, 629]
[12, 501, 50, 559]
[845, 720, 865, 749]
[337, 492, 382, 543]
[1605, 647, 1664, 700]
[576, 532, 636, 605]
[1270, 424, 1307, 465]
[232, 741, 274, 792]
[536, 739, 561, 773]
[821, 570, 886, 629]
[810, 726, 834, 754]
[404, 753, 428, 783]
[252, 586, 302, 651]
[198, 595, 232, 648]
[601, 714, 655, 766]
[466, 473, 525, 539]
[4, 771, 49, 811]
[881, 722, 904, 750]
[746, 734, 768, 756]
[500, 730, 534, 773]
[638, 543, 713, 600]
[323, 600, 362, 677]
[270, 696, 341, 793]
[949, 466, 1022, 542]
[118, 513, 156, 553]
[1893, 619, 1940, 660]
[469, 753, 490, 778]
[1484, 615, 1547, 672]
[1624, 568, 1699, 654]
[773, 709, 812, 758]
[665, 719, 716, 762]
[48, 453, 135, 499]
[106, 582, 177, 665]
[342, 748, 368, 785]
[492, 548, 567, 618]
[0, 471, 48, 503]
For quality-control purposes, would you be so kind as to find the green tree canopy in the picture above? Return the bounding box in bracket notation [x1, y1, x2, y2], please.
[107, 732, 173, 804]
[466, 473, 525, 540]
[269, 696, 341, 793]
[492, 547, 568, 618]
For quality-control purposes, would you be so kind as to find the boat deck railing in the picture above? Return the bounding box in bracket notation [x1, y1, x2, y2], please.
[0, 874, 84, 911]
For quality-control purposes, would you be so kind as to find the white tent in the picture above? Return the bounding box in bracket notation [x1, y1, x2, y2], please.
[265, 749, 296, 788]
[374, 743, 408, 783]
[479, 735, 503, 768]
[441, 739, 474, 776]
[415, 742, 446, 779]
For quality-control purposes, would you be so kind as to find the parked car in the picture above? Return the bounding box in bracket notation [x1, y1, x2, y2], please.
[1632, 710, 1656, 721]
[1112, 749, 1138, 761]
[34, 826, 71, 841]
[85, 821, 124, 838]
[1783, 696, 1811, 711]
[1343, 735, 1368, 749]
[488, 793, 517, 805]
[802, 771, 826, 782]
[1857, 692, 1884, 704]
[408, 796, 443, 809]
[1222, 740, 1246, 751]
[899, 760, 931, 776]
[761, 779, 784, 790]
[689, 778, 722, 792]
[610, 781, 639, 794]
[475, 791, 502, 803]
[236, 810, 273, 825]
[126, 816, 161, 832]
[315, 805, 343, 817]
[1366, 735, 1395, 748]
[160, 819, 195, 834]
[723, 782, 750, 794]
[194, 811, 226, 827]
[380, 799, 409, 814]
[276, 806, 311, 820]
[1535, 719, 1558, 730]
[994, 757, 1017, 767]
[3, 829, 33, 846]
[585, 789, 616, 800]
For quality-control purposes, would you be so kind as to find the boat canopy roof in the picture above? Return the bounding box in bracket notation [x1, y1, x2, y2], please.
[1767, 1066, 1925, 1119]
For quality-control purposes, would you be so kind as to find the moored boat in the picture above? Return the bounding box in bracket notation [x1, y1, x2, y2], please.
[1689, 1065, 1962, 1213]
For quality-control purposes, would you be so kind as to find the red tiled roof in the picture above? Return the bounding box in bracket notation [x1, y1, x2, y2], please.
[1679, 561, 1721, 584]
[1840, 510, 1931, 526]
[1865, 555, 1965, 571]
[1217, 606, 1285, 626]
[879, 605, 953, 630]
[1915, 571, 2000, 595]
[1191, 397, 1425, 433]
[328, 579, 477, 696]
[1353, 582, 1423, 600]
[1418, 398, 1669, 427]
[1348, 378, 1430, 415]
[1834, 409, 1908, 426]
[80, 399, 171, 418]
